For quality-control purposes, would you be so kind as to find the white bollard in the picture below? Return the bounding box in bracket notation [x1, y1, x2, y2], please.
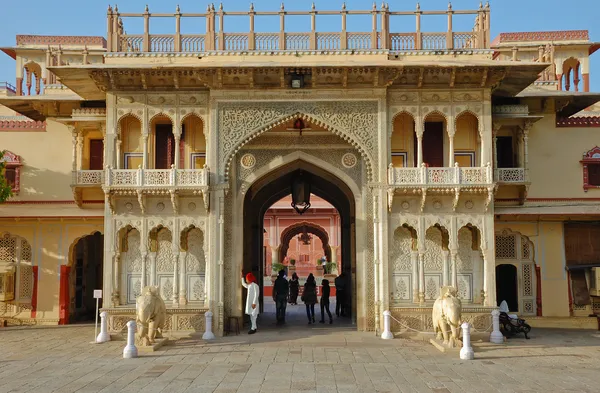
[122, 320, 138, 359]
[459, 322, 474, 360]
[202, 311, 216, 340]
[96, 311, 111, 343]
[381, 311, 393, 340]
[489, 310, 504, 344]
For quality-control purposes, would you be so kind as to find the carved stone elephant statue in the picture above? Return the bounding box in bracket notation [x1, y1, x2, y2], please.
[135, 286, 167, 346]
[432, 286, 463, 348]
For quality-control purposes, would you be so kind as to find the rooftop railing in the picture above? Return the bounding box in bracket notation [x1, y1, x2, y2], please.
[107, 3, 491, 53]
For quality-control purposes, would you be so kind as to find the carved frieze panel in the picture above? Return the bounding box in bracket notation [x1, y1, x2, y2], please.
[388, 92, 419, 105]
[218, 101, 379, 180]
[453, 91, 483, 102]
[421, 92, 451, 103]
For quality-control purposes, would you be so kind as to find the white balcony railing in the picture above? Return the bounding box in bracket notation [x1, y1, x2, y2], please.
[494, 168, 527, 183]
[72, 170, 104, 186]
[388, 164, 493, 187]
[72, 167, 209, 188]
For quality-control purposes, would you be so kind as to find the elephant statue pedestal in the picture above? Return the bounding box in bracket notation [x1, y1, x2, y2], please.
[135, 286, 170, 352]
[430, 286, 463, 352]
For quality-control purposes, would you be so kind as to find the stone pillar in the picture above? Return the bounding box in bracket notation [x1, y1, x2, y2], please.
[522, 123, 531, 172]
[411, 251, 419, 303]
[492, 123, 501, 170]
[417, 135, 423, 167]
[116, 138, 122, 169]
[179, 251, 187, 305]
[142, 134, 149, 169]
[481, 248, 496, 307]
[174, 136, 181, 170]
[76, 134, 84, 170]
[172, 249, 179, 306]
[330, 245, 339, 273]
[583, 73, 590, 92]
[270, 244, 280, 273]
[447, 120, 455, 166]
[140, 252, 147, 289]
[418, 252, 425, 304]
[149, 252, 157, 286]
[442, 250, 450, 287]
[71, 128, 79, 172]
[450, 249, 458, 288]
[112, 250, 121, 307]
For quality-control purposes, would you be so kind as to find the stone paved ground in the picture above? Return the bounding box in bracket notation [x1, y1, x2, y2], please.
[1, 308, 600, 393]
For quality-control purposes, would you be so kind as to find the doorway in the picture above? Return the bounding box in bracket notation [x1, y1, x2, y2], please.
[416, 121, 444, 167]
[496, 264, 518, 312]
[67, 232, 104, 323]
[89, 140, 104, 170]
[155, 124, 175, 169]
[496, 136, 514, 168]
[242, 159, 356, 329]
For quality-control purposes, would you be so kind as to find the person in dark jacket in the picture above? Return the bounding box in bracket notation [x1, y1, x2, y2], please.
[288, 272, 300, 305]
[273, 269, 289, 325]
[302, 273, 318, 324]
[335, 272, 347, 317]
[319, 279, 333, 324]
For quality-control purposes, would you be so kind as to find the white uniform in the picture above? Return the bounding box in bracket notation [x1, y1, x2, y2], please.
[241, 278, 259, 330]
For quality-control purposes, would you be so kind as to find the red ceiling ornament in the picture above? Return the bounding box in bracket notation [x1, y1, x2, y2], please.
[293, 118, 305, 136]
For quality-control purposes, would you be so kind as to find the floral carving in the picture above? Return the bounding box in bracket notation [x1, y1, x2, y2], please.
[186, 228, 205, 273]
[424, 229, 443, 271]
[156, 229, 174, 273]
[218, 101, 378, 180]
[392, 277, 409, 301]
[457, 228, 473, 271]
[391, 227, 413, 272]
[162, 278, 173, 301]
[125, 230, 142, 272]
[192, 279, 205, 301]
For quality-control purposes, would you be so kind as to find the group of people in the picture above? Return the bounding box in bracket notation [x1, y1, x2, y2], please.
[241, 269, 350, 334]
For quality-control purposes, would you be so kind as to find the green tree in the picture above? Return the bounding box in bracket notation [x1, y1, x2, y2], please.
[0, 150, 13, 203]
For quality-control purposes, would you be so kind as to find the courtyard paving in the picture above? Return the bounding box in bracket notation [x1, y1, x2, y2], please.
[1, 305, 600, 393]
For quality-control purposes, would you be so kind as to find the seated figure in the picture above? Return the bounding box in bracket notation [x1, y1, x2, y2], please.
[498, 299, 531, 339]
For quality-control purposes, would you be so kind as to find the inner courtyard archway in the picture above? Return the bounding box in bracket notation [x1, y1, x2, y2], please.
[242, 159, 356, 328]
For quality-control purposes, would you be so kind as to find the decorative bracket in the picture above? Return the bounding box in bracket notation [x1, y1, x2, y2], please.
[420, 187, 427, 212]
[387, 188, 395, 213]
[485, 186, 494, 212]
[137, 190, 146, 214]
[452, 187, 460, 212]
[72, 188, 83, 208]
[202, 189, 210, 211]
[105, 191, 115, 215]
[170, 190, 179, 214]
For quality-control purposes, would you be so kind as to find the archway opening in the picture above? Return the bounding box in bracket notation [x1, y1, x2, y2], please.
[68, 232, 104, 323]
[496, 264, 518, 312]
[243, 159, 355, 329]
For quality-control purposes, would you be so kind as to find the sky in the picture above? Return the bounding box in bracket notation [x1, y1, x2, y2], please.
[0, 0, 599, 91]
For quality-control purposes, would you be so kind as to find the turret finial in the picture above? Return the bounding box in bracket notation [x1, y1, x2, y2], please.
[416, 3, 420, 11]
[145, 4, 149, 13]
[342, 2, 346, 11]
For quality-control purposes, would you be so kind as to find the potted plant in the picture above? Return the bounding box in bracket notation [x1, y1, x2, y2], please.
[290, 259, 296, 266]
[316, 258, 323, 270]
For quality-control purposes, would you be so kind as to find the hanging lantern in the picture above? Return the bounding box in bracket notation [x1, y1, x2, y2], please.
[293, 118, 305, 136]
[291, 171, 311, 215]
[299, 226, 312, 245]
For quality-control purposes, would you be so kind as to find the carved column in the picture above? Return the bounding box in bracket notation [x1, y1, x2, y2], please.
[522, 122, 531, 173]
[142, 134, 149, 169]
[179, 251, 187, 305]
[149, 252, 157, 286]
[140, 252, 148, 289]
[100, 125, 107, 166]
[492, 122, 501, 170]
[450, 249, 458, 288]
[112, 250, 120, 307]
[270, 245, 280, 274]
[330, 245, 339, 273]
[71, 128, 79, 172]
[418, 252, 425, 304]
[174, 135, 181, 170]
[76, 134, 84, 170]
[416, 118, 424, 166]
[442, 250, 450, 287]
[172, 248, 179, 306]
[447, 120, 455, 166]
[411, 251, 419, 303]
[116, 138, 122, 168]
[25, 68, 32, 95]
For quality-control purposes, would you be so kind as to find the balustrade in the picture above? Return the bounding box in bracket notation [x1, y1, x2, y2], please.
[388, 165, 492, 187]
[494, 168, 527, 183]
[72, 167, 209, 188]
[107, 3, 491, 53]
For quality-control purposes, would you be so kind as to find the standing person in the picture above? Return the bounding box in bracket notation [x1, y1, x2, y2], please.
[241, 270, 259, 334]
[273, 269, 289, 325]
[319, 279, 333, 324]
[335, 272, 346, 317]
[302, 273, 318, 324]
[288, 272, 300, 305]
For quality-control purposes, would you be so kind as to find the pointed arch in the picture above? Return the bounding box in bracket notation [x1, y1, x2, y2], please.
[279, 222, 332, 263]
[219, 100, 379, 181]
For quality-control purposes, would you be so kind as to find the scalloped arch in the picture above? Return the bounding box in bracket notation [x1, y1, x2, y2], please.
[423, 109, 449, 122]
[279, 221, 331, 263]
[223, 111, 375, 181]
[454, 109, 481, 134]
[149, 112, 174, 126]
[117, 112, 143, 137]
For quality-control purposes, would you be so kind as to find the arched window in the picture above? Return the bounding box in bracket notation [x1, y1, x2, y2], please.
[580, 146, 600, 191]
[1, 151, 23, 194]
[0, 233, 33, 303]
